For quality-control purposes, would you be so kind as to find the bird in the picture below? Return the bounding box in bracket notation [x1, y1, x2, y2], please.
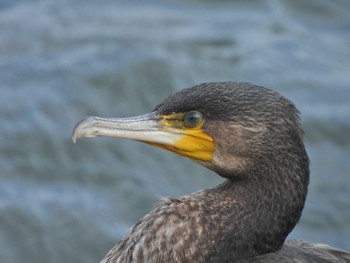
[72, 82, 350, 263]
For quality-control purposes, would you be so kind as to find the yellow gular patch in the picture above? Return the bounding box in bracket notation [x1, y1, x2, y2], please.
[158, 114, 215, 162]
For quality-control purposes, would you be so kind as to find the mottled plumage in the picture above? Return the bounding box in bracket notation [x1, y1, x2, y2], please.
[73, 82, 350, 263]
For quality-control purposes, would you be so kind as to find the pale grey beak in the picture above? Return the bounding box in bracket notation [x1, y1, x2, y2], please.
[72, 112, 182, 145]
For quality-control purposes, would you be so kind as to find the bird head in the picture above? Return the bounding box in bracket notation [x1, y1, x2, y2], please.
[72, 82, 307, 180]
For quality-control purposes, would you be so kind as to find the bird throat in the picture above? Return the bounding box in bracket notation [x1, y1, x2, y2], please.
[201, 170, 307, 261]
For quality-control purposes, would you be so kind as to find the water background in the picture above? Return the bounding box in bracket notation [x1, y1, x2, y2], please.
[1, 0, 349, 262]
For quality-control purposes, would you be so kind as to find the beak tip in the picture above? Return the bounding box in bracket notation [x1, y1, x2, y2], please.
[72, 127, 79, 144]
[72, 116, 98, 144]
[72, 124, 81, 144]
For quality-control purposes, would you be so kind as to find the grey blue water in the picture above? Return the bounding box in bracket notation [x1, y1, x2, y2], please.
[1, 0, 349, 262]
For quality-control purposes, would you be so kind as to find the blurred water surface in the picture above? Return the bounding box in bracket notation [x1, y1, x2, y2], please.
[0, 0, 349, 262]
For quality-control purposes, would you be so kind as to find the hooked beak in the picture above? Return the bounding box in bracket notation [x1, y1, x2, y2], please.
[72, 112, 215, 162]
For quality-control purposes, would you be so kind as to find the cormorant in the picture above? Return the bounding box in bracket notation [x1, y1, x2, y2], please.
[72, 82, 350, 263]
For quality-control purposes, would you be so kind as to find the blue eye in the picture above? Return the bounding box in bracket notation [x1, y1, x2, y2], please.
[184, 111, 203, 128]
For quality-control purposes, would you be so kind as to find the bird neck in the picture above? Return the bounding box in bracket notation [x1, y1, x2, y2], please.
[204, 156, 309, 260]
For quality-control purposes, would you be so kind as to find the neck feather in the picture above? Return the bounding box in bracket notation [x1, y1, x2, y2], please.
[202, 154, 309, 261]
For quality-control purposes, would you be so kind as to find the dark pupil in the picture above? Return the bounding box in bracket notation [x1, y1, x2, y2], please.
[185, 111, 201, 127]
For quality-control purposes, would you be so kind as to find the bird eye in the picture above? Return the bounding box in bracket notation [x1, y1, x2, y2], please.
[184, 111, 203, 128]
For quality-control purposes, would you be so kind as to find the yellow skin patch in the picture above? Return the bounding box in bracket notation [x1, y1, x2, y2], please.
[149, 113, 216, 162]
